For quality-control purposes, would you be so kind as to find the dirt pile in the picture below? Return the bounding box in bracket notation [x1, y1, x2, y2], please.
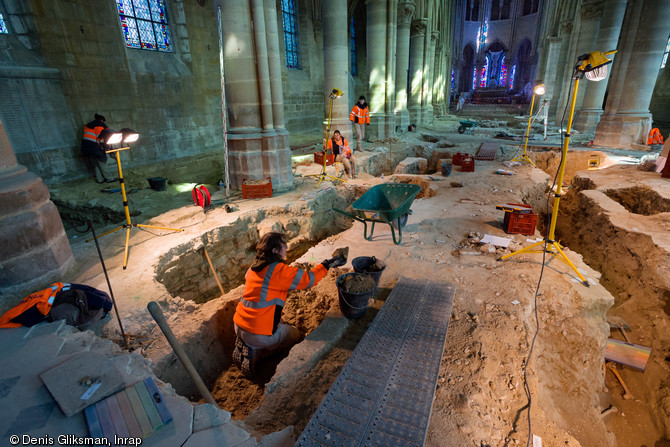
[340, 274, 376, 293]
[390, 175, 436, 198]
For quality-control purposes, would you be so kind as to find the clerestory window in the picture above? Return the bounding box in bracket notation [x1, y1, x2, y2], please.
[116, 0, 172, 52]
[350, 18, 357, 76]
[661, 34, 670, 69]
[281, 0, 301, 69]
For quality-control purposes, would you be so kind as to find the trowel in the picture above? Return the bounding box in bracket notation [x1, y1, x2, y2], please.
[332, 247, 349, 263]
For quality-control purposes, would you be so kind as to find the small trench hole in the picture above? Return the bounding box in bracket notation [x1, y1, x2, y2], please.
[604, 186, 670, 216]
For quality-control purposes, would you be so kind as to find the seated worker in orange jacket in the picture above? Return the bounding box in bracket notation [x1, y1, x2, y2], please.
[232, 232, 345, 378]
[327, 130, 357, 179]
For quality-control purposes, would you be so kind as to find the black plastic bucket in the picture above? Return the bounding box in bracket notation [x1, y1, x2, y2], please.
[352, 256, 386, 288]
[441, 162, 453, 177]
[336, 273, 375, 319]
[147, 177, 167, 191]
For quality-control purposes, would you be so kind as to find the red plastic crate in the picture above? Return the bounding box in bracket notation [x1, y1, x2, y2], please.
[314, 151, 335, 166]
[452, 152, 464, 166]
[461, 156, 475, 172]
[503, 207, 538, 235]
[242, 178, 273, 199]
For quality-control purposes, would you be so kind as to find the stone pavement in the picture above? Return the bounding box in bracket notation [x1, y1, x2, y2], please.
[0, 321, 294, 447]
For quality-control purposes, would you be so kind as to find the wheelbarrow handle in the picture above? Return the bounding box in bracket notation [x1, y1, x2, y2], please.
[331, 207, 365, 223]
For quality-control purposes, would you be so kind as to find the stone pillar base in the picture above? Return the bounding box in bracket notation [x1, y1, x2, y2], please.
[368, 114, 396, 140]
[228, 130, 293, 191]
[422, 105, 434, 124]
[0, 166, 74, 294]
[396, 110, 410, 133]
[593, 112, 652, 149]
[573, 109, 603, 135]
[408, 106, 422, 126]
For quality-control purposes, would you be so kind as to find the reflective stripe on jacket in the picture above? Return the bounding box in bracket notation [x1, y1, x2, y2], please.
[0, 283, 68, 328]
[83, 125, 105, 143]
[233, 263, 327, 336]
[350, 105, 370, 124]
[648, 128, 664, 145]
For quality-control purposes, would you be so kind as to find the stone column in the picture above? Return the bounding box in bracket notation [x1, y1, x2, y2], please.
[573, 0, 627, 134]
[539, 36, 563, 121]
[395, 2, 415, 131]
[366, 0, 395, 138]
[594, 0, 670, 148]
[548, 20, 574, 121]
[264, 0, 286, 130]
[322, 0, 351, 143]
[421, 23, 434, 123]
[432, 43, 444, 116]
[219, 0, 291, 190]
[408, 18, 427, 125]
[424, 31, 439, 121]
[0, 117, 73, 295]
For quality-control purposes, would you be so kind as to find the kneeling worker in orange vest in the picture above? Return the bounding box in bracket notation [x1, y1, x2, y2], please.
[232, 232, 346, 378]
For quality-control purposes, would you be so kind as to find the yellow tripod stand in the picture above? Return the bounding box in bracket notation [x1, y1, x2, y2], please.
[501, 76, 588, 286]
[512, 83, 545, 167]
[87, 146, 183, 269]
[305, 88, 346, 187]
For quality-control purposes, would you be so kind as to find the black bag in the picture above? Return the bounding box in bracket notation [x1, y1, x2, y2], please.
[48, 285, 112, 330]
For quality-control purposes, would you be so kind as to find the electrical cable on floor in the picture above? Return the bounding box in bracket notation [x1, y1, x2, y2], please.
[524, 69, 576, 447]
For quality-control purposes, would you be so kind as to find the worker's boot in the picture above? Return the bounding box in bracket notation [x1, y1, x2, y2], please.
[241, 347, 258, 379]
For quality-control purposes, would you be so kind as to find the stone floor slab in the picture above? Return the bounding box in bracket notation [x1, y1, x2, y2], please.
[193, 403, 231, 433]
[182, 422, 250, 447]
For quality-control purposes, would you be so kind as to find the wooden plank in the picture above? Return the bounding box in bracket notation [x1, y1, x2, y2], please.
[134, 381, 163, 431]
[143, 377, 173, 425]
[94, 399, 115, 442]
[116, 388, 142, 439]
[84, 405, 104, 439]
[106, 395, 130, 439]
[125, 387, 153, 437]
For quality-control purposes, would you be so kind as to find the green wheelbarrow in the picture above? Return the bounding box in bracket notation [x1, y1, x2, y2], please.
[332, 183, 421, 244]
[458, 120, 477, 134]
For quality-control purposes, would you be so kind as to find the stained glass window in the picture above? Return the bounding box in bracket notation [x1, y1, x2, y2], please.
[480, 58, 489, 88]
[0, 13, 8, 34]
[350, 18, 357, 76]
[450, 68, 455, 93]
[116, 0, 171, 52]
[661, 35, 670, 69]
[281, 0, 301, 69]
[499, 56, 507, 85]
[509, 64, 517, 90]
[472, 66, 477, 91]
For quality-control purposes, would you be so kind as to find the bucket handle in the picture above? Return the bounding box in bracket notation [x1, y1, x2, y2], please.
[339, 289, 375, 310]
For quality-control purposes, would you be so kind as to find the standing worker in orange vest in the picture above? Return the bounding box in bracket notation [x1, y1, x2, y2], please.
[232, 232, 346, 378]
[350, 96, 370, 152]
[81, 114, 116, 183]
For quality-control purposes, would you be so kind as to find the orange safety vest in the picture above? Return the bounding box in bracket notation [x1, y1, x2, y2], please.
[83, 124, 106, 143]
[350, 104, 370, 124]
[0, 283, 67, 328]
[648, 128, 664, 145]
[233, 263, 327, 336]
[327, 137, 351, 157]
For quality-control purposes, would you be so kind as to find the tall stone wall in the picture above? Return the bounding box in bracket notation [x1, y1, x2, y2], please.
[1, 0, 223, 184]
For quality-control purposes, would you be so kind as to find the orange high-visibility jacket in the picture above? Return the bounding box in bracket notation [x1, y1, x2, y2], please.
[350, 104, 370, 124]
[648, 128, 664, 145]
[83, 124, 106, 143]
[327, 137, 351, 157]
[0, 283, 66, 328]
[233, 263, 327, 335]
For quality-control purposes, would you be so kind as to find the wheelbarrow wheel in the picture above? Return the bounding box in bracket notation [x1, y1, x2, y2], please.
[392, 213, 409, 230]
[458, 126, 465, 134]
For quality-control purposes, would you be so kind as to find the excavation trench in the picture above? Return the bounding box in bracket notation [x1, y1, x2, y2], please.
[146, 184, 399, 436]
[531, 150, 670, 443]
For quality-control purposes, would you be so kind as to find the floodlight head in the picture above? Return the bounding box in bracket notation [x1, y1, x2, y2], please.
[99, 129, 123, 145]
[120, 128, 139, 143]
[330, 88, 343, 99]
[576, 50, 616, 81]
[534, 84, 546, 95]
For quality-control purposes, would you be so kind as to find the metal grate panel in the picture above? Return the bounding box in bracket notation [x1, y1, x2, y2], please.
[296, 277, 455, 447]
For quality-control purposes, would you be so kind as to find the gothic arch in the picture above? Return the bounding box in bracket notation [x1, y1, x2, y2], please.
[460, 43, 476, 93]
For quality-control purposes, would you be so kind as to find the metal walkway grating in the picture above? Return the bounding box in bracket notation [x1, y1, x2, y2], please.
[295, 277, 455, 447]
